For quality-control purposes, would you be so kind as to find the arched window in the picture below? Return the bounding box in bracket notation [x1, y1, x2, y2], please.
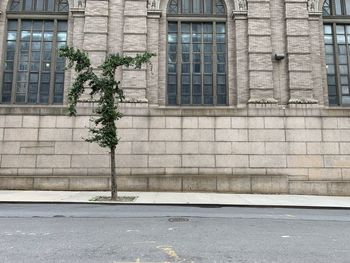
[323, 0, 350, 105]
[166, 0, 227, 105]
[1, 0, 69, 104]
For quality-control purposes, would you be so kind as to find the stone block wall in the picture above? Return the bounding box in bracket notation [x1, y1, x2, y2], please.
[1, 0, 349, 195]
[0, 106, 350, 195]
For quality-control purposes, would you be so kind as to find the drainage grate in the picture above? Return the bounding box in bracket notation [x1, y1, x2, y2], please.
[168, 217, 189, 222]
[52, 215, 65, 218]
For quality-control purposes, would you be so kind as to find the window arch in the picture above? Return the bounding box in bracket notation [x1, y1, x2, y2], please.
[8, 0, 69, 12]
[167, 0, 226, 15]
[1, 0, 69, 104]
[166, 0, 227, 105]
[323, 0, 350, 105]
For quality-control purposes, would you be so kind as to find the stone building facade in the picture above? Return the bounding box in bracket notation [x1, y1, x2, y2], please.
[0, 0, 349, 195]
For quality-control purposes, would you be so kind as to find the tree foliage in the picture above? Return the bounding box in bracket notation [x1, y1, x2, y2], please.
[59, 46, 155, 199]
[59, 46, 155, 149]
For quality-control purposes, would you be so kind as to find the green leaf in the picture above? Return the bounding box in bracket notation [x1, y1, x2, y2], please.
[59, 46, 156, 148]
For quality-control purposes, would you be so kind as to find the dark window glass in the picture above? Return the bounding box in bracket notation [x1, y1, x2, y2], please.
[7, 0, 69, 12]
[167, 21, 226, 105]
[9, 0, 21, 11]
[168, 0, 178, 14]
[167, 0, 225, 15]
[58, 0, 69, 12]
[47, 0, 55, 11]
[8, 21, 18, 31]
[323, 1, 350, 105]
[167, 0, 226, 105]
[193, 0, 201, 13]
[35, 0, 44, 11]
[346, 0, 350, 14]
[2, 19, 67, 104]
[204, 0, 212, 14]
[24, 0, 32, 10]
[335, 0, 342, 14]
[182, 0, 190, 13]
[215, 0, 225, 14]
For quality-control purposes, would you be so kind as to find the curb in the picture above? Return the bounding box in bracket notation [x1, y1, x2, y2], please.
[1, 200, 350, 210]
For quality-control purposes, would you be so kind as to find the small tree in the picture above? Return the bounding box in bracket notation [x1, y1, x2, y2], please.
[59, 47, 155, 200]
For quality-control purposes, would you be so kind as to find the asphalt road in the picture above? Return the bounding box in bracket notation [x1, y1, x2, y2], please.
[0, 204, 350, 263]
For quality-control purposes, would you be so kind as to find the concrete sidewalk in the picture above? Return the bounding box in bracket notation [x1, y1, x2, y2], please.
[0, 190, 350, 208]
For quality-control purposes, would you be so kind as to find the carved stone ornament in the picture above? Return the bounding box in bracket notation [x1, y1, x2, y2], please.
[122, 97, 149, 103]
[248, 98, 278, 104]
[234, 0, 247, 11]
[307, 0, 319, 12]
[71, 0, 86, 15]
[73, 0, 85, 8]
[77, 97, 149, 104]
[148, 0, 160, 10]
[288, 98, 318, 104]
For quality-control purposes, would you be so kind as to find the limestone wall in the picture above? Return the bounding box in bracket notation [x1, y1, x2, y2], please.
[0, 0, 349, 195]
[0, 105, 349, 195]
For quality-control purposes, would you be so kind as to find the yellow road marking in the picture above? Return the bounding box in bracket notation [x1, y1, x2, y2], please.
[156, 245, 181, 261]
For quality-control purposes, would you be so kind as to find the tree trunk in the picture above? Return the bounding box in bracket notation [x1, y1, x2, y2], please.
[110, 145, 117, 200]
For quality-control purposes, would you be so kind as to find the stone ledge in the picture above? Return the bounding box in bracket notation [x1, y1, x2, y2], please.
[147, 9, 162, 18]
[70, 8, 85, 17]
[1, 105, 350, 117]
[288, 98, 318, 105]
[231, 10, 248, 19]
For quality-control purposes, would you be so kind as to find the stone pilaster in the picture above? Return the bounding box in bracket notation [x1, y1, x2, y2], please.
[308, 8, 326, 105]
[121, 0, 148, 101]
[285, 0, 317, 104]
[82, 0, 108, 67]
[247, 0, 276, 104]
[108, 0, 125, 83]
[66, 5, 85, 104]
[77, 0, 109, 101]
[270, 0, 288, 104]
[70, 5, 85, 51]
[232, 9, 249, 106]
[147, 9, 161, 105]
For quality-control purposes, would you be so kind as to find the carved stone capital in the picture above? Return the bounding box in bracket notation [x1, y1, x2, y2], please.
[231, 10, 248, 19]
[147, 9, 162, 19]
[70, 0, 86, 16]
[74, 0, 86, 8]
[148, 0, 160, 10]
[308, 0, 322, 15]
[71, 8, 85, 17]
[234, 0, 247, 11]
